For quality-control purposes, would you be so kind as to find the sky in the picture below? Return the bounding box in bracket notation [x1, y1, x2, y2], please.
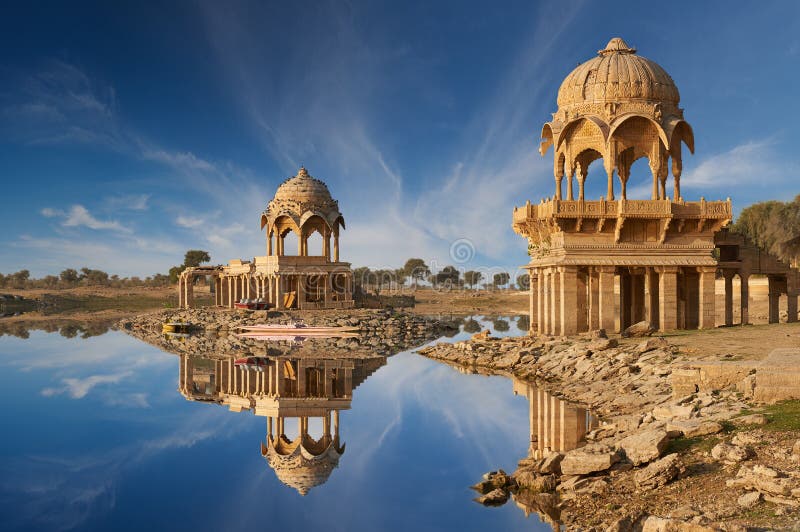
[1, 1, 798, 278]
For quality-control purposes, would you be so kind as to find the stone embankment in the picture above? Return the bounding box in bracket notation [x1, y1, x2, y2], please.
[418, 330, 800, 530]
[120, 307, 458, 359]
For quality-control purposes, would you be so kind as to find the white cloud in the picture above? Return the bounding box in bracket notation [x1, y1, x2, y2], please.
[41, 371, 133, 399]
[175, 215, 204, 228]
[61, 204, 131, 233]
[106, 193, 150, 211]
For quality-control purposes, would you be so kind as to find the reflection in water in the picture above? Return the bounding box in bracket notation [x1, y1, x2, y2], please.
[0, 319, 114, 339]
[509, 377, 599, 527]
[513, 377, 599, 460]
[178, 353, 386, 495]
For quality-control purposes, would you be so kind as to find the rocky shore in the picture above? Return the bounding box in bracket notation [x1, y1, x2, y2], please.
[119, 307, 459, 359]
[418, 330, 800, 530]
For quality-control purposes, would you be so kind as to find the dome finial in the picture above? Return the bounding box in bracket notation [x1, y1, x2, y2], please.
[598, 37, 636, 56]
[298, 166, 308, 177]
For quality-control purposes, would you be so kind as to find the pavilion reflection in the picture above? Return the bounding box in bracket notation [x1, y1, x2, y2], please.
[510, 377, 599, 526]
[178, 352, 386, 495]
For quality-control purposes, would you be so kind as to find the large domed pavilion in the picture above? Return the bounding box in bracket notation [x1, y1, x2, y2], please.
[513, 38, 733, 335]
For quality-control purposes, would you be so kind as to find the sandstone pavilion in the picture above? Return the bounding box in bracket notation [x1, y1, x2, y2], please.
[178, 167, 355, 310]
[513, 37, 799, 335]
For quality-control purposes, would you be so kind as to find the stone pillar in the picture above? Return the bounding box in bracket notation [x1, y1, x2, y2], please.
[575, 269, 588, 332]
[698, 266, 717, 329]
[768, 275, 781, 324]
[275, 275, 283, 310]
[740, 272, 750, 325]
[658, 267, 678, 331]
[559, 266, 578, 336]
[550, 269, 560, 336]
[529, 271, 538, 334]
[334, 233, 339, 262]
[177, 277, 184, 309]
[539, 268, 551, 334]
[787, 274, 798, 323]
[631, 272, 646, 324]
[267, 232, 273, 256]
[598, 267, 615, 332]
[723, 270, 735, 326]
[647, 268, 659, 329]
[588, 269, 600, 330]
[619, 270, 631, 330]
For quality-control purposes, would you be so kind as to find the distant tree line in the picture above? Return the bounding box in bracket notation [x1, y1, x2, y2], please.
[0, 249, 212, 290]
[352, 258, 530, 293]
[733, 195, 800, 266]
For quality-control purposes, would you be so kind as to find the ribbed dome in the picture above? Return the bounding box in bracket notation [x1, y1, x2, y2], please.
[273, 167, 335, 205]
[556, 37, 680, 108]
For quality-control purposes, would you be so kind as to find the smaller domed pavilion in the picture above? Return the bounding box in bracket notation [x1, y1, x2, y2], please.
[179, 167, 354, 309]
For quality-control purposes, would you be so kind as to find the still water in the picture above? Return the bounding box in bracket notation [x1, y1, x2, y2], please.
[0, 316, 590, 531]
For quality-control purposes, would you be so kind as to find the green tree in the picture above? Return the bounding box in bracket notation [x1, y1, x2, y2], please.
[493, 272, 510, 288]
[168, 265, 186, 284]
[464, 270, 483, 288]
[733, 196, 800, 264]
[516, 273, 531, 290]
[462, 318, 481, 333]
[436, 265, 460, 286]
[403, 258, 430, 288]
[184, 250, 211, 268]
[10, 270, 30, 289]
[493, 318, 510, 332]
[60, 268, 80, 286]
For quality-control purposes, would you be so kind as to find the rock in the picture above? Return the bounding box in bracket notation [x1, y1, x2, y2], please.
[475, 488, 508, 506]
[493, 352, 520, 369]
[605, 517, 634, 532]
[666, 420, 723, 438]
[636, 337, 670, 354]
[560, 447, 620, 475]
[589, 338, 619, 351]
[653, 404, 695, 421]
[616, 429, 669, 466]
[538, 452, 563, 475]
[470, 480, 494, 494]
[711, 442, 754, 463]
[513, 470, 556, 493]
[730, 432, 760, 447]
[622, 321, 655, 338]
[639, 516, 720, 531]
[591, 329, 608, 339]
[726, 465, 794, 496]
[792, 439, 800, 458]
[736, 413, 768, 426]
[634, 453, 684, 490]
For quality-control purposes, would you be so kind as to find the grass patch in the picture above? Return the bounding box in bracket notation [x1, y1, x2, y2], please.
[665, 435, 721, 455]
[761, 400, 800, 431]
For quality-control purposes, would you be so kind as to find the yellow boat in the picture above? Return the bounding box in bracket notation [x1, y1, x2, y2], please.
[163, 322, 193, 334]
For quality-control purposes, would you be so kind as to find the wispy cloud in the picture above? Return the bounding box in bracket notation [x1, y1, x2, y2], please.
[41, 371, 133, 399]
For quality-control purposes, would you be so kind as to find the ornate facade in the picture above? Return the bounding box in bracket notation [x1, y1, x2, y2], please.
[513, 37, 733, 335]
[178, 167, 354, 309]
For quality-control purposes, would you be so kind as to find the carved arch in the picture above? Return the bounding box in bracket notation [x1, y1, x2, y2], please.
[608, 113, 670, 152]
[540, 123, 555, 156]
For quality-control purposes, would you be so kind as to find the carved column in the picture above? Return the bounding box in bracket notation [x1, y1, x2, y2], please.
[267, 231, 273, 256]
[740, 272, 750, 325]
[559, 266, 578, 336]
[768, 275, 781, 324]
[723, 270, 735, 326]
[334, 232, 340, 262]
[787, 274, 798, 323]
[672, 150, 682, 201]
[529, 271, 538, 335]
[698, 266, 717, 329]
[647, 267, 660, 329]
[598, 267, 616, 332]
[588, 268, 600, 330]
[658, 267, 678, 331]
[576, 166, 586, 201]
[550, 268, 560, 336]
[566, 165, 574, 201]
[576, 269, 588, 332]
[538, 269, 547, 335]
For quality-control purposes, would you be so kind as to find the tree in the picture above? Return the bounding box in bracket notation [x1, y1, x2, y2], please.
[493, 272, 510, 288]
[464, 270, 483, 288]
[733, 196, 800, 265]
[184, 250, 211, 268]
[60, 268, 80, 286]
[168, 265, 186, 285]
[436, 265, 460, 287]
[403, 258, 430, 288]
[516, 273, 531, 291]
[10, 270, 30, 289]
[462, 318, 481, 333]
[493, 318, 510, 332]
[394, 268, 407, 288]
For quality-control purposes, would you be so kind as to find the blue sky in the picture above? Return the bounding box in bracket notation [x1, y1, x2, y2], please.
[1, 1, 798, 277]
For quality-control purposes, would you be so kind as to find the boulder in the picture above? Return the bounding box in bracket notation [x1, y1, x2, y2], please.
[538, 452, 563, 475]
[726, 465, 794, 496]
[639, 516, 720, 531]
[560, 447, 619, 475]
[616, 429, 669, 466]
[711, 442, 754, 463]
[737, 491, 762, 508]
[636, 337, 670, 354]
[513, 470, 556, 493]
[622, 321, 655, 338]
[735, 413, 768, 426]
[792, 439, 800, 458]
[589, 338, 619, 351]
[652, 404, 695, 421]
[591, 328, 608, 339]
[475, 488, 508, 506]
[666, 420, 723, 438]
[634, 453, 684, 489]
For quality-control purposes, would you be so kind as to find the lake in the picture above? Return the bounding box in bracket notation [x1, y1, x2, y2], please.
[0, 315, 592, 531]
